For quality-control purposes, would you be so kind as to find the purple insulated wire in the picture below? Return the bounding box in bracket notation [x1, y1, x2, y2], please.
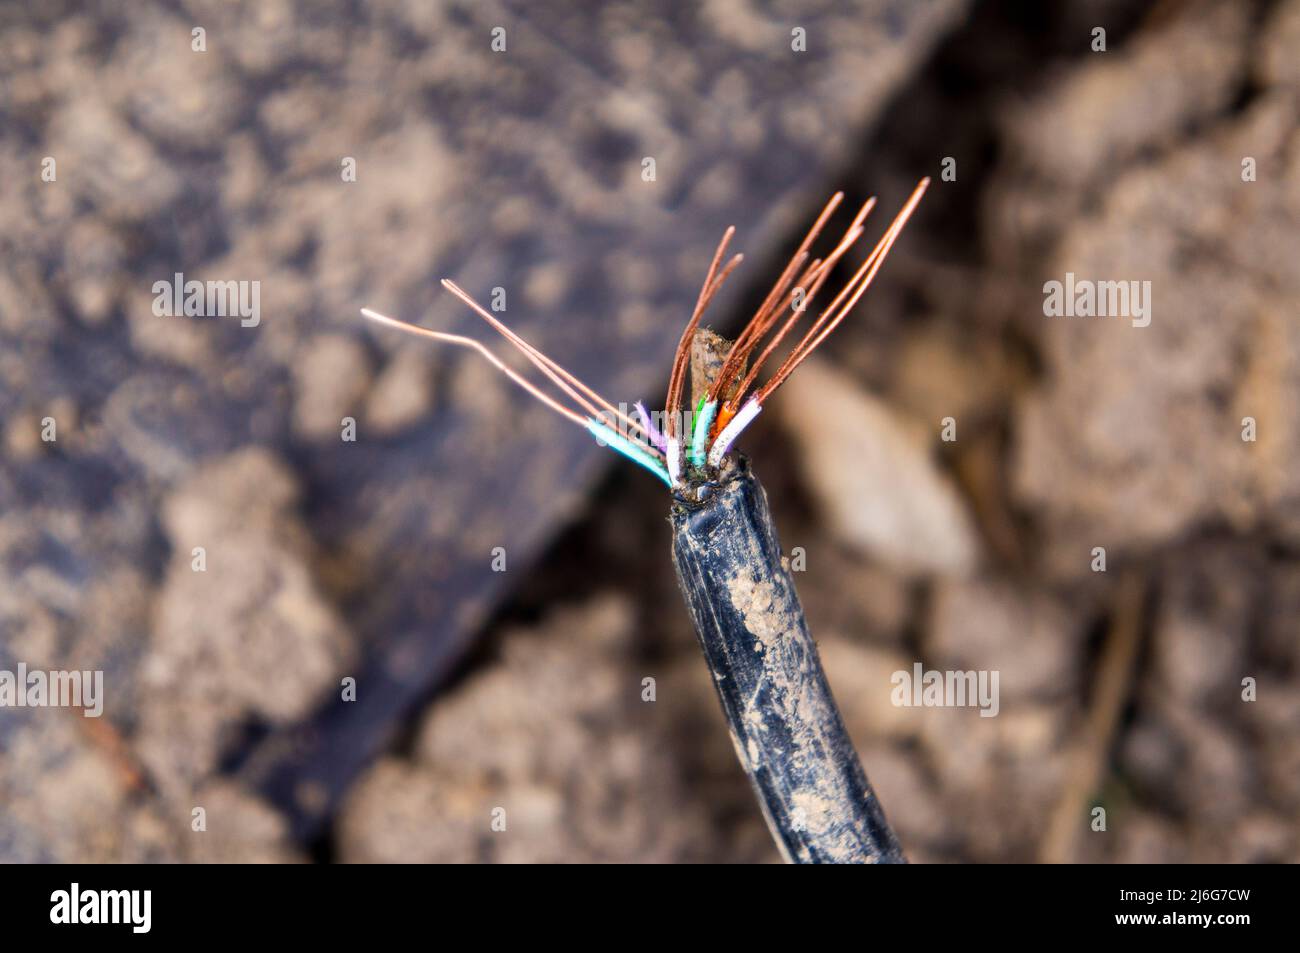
[635, 401, 668, 453]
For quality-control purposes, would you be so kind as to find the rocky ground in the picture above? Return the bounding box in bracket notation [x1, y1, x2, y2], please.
[1, 0, 1296, 863]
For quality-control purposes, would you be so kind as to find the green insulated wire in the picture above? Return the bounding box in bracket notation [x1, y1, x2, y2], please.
[585, 419, 673, 487]
[689, 399, 717, 468]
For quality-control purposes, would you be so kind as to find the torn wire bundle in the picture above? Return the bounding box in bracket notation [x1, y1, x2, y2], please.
[362, 179, 928, 863]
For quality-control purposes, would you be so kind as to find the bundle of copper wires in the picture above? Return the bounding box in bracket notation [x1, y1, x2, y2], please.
[361, 178, 928, 488]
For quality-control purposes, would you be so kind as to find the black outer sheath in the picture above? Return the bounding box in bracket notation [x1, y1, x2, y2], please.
[670, 456, 905, 864]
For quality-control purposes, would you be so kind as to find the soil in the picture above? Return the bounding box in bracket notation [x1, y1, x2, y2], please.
[1, 0, 1296, 863]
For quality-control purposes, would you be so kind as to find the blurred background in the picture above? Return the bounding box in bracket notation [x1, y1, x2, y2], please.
[1, 0, 1297, 863]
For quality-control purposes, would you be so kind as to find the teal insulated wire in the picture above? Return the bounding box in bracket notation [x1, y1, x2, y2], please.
[689, 399, 717, 468]
[585, 419, 673, 487]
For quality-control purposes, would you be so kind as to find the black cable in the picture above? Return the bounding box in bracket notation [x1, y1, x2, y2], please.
[671, 455, 905, 863]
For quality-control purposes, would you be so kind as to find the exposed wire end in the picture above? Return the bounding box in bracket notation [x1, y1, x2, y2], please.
[707, 190, 845, 405]
[360, 307, 589, 428]
[707, 398, 762, 467]
[377, 183, 926, 491]
[703, 196, 873, 438]
[634, 401, 667, 453]
[363, 306, 669, 484]
[665, 227, 740, 443]
[756, 178, 929, 405]
[689, 399, 717, 467]
[683, 179, 927, 474]
[586, 419, 673, 487]
[440, 278, 657, 453]
[706, 249, 808, 405]
[727, 198, 876, 411]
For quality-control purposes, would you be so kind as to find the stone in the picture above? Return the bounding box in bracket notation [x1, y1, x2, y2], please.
[776, 358, 981, 576]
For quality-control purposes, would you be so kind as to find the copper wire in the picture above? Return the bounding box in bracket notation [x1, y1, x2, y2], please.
[664, 226, 738, 440]
[707, 191, 845, 403]
[360, 308, 590, 428]
[440, 279, 655, 451]
[757, 178, 928, 403]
